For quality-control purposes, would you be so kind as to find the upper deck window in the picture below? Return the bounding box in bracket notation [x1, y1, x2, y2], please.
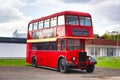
[66, 15, 79, 25]
[80, 17, 92, 26]
[33, 22, 38, 30]
[44, 19, 50, 28]
[38, 21, 43, 29]
[58, 15, 64, 25]
[50, 17, 57, 27]
[29, 24, 33, 31]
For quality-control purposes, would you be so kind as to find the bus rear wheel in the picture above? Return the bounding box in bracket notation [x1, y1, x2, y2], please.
[86, 65, 94, 73]
[58, 58, 68, 73]
[32, 57, 38, 68]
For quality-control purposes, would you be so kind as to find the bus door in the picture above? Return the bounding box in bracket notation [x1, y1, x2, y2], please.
[57, 39, 67, 59]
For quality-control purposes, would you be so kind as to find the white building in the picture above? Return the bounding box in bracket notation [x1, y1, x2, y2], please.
[0, 37, 26, 58]
[13, 30, 27, 38]
[86, 39, 120, 57]
[0, 37, 120, 58]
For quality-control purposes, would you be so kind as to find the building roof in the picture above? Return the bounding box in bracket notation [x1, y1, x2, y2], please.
[86, 39, 120, 46]
[0, 37, 26, 43]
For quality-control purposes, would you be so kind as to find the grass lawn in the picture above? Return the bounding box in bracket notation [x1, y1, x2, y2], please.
[0, 57, 120, 69]
[95, 57, 120, 69]
[0, 59, 29, 66]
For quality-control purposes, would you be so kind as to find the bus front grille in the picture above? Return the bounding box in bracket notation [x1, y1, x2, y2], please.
[79, 52, 86, 62]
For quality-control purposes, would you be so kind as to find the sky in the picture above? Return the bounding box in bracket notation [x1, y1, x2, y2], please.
[0, 0, 120, 37]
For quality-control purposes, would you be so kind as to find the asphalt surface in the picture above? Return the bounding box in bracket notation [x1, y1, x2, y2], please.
[0, 66, 120, 80]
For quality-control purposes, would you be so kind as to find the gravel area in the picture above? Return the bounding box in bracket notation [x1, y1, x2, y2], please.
[0, 66, 120, 80]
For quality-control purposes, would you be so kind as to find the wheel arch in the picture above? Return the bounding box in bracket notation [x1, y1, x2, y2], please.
[31, 55, 36, 64]
[57, 56, 66, 69]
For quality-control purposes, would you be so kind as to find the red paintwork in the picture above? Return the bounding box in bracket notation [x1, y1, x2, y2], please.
[26, 11, 96, 70]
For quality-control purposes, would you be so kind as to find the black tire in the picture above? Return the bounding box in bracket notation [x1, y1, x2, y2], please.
[86, 65, 95, 73]
[58, 58, 68, 73]
[32, 57, 38, 68]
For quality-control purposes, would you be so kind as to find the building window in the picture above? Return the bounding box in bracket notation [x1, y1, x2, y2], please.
[95, 47, 100, 56]
[88, 47, 94, 56]
[107, 48, 116, 56]
[58, 15, 64, 25]
[66, 15, 78, 25]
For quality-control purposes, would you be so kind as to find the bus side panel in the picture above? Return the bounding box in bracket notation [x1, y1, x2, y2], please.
[36, 51, 50, 67]
[56, 26, 65, 37]
[26, 43, 32, 64]
[49, 51, 68, 68]
[65, 25, 94, 38]
[48, 51, 59, 68]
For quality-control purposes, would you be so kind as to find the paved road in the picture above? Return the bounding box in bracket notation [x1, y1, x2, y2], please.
[0, 66, 120, 80]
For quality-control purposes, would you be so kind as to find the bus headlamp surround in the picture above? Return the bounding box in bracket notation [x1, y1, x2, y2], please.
[72, 57, 76, 61]
[88, 56, 96, 62]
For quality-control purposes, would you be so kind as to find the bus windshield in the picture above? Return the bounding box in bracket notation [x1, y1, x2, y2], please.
[68, 39, 80, 50]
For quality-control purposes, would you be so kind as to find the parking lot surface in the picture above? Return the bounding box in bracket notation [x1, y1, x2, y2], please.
[0, 66, 120, 80]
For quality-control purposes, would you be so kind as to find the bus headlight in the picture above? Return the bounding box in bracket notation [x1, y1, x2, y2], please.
[72, 57, 76, 61]
[88, 56, 96, 63]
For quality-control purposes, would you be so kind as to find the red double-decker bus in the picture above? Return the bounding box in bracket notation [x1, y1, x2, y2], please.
[26, 11, 97, 73]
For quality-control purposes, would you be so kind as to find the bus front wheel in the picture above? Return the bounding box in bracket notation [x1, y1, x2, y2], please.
[32, 57, 38, 68]
[58, 58, 68, 73]
[86, 65, 94, 73]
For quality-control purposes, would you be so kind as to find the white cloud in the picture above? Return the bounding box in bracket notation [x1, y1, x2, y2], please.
[90, 0, 120, 34]
[0, 0, 31, 37]
[61, 0, 91, 3]
[0, 0, 120, 37]
[30, 0, 61, 6]
[0, 0, 26, 23]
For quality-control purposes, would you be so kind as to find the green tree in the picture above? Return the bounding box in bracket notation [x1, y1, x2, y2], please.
[102, 33, 120, 40]
[94, 34, 100, 38]
[102, 34, 110, 39]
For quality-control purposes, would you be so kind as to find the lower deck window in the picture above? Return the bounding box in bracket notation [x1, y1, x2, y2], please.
[38, 43, 43, 50]
[50, 42, 56, 50]
[43, 42, 49, 50]
[32, 43, 37, 50]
